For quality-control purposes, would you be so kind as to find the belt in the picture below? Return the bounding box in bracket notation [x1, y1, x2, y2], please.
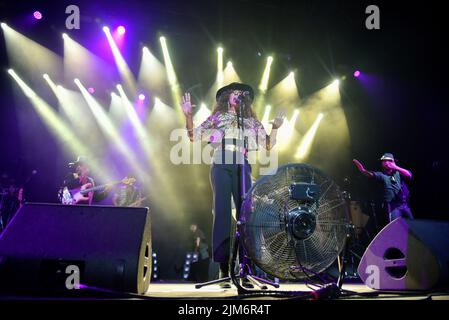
[222, 144, 244, 153]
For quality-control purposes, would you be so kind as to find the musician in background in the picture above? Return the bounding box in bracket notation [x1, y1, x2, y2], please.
[188, 223, 210, 282]
[65, 156, 95, 205]
[112, 173, 141, 207]
[353, 153, 413, 222]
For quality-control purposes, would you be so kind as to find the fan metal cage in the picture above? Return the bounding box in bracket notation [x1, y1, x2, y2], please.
[240, 163, 348, 280]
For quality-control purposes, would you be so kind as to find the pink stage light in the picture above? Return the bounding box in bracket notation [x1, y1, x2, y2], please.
[354, 70, 361, 78]
[33, 11, 42, 20]
[117, 26, 126, 35]
[88, 87, 95, 94]
[138, 94, 146, 101]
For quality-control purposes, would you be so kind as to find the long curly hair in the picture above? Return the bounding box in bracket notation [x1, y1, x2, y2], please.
[212, 90, 257, 119]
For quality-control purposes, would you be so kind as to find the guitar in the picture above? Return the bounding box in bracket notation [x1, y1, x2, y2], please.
[59, 177, 136, 205]
[127, 196, 148, 207]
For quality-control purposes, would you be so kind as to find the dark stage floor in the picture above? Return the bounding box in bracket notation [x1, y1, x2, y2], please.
[143, 282, 449, 300]
[1, 282, 448, 301]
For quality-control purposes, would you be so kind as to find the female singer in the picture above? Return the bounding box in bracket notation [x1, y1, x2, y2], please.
[182, 83, 284, 287]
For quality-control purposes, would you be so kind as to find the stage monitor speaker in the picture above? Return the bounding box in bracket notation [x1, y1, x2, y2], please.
[0, 203, 151, 294]
[358, 218, 449, 290]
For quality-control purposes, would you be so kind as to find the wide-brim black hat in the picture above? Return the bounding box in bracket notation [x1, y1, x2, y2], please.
[216, 82, 254, 101]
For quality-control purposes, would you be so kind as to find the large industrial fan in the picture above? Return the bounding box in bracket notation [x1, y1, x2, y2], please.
[240, 163, 349, 281]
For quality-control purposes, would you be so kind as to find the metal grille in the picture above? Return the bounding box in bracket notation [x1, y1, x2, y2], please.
[240, 163, 348, 280]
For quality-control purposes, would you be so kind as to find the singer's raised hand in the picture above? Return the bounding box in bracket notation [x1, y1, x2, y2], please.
[271, 110, 286, 129]
[181, 92, 195, 117]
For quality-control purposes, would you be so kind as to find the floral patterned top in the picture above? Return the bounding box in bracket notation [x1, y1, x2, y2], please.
[192, 110, 274, 159]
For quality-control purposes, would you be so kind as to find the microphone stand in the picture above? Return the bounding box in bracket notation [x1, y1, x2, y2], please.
[231, 98, 279, 292]
[195, 97, 278, 292]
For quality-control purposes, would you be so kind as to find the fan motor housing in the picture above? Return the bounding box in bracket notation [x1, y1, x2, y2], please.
[288, 206, 317, 240]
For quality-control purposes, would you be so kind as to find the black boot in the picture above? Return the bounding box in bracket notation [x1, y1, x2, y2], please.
[219, 262, 231, 289]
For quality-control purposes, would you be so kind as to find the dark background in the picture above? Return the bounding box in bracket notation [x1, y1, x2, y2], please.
[1, 0, 448, 279]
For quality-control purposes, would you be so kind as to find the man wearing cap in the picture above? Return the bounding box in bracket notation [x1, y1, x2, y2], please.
[353, 153, 413, 222]
[63, 156, 95, 205]
[181, 83, 284, 288]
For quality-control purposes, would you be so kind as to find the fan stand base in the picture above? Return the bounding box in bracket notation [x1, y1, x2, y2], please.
[194, 274, 279, 290]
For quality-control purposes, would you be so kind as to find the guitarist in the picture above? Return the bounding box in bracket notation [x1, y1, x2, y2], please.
[65, 156, 95, 205]
[112, 173, 141, 207]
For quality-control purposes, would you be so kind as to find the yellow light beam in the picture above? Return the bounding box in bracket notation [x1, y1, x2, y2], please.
[108, 91, 127, 125]
[42, 73, 57, 92]
[54, 84, 101, 137]
[292, 79, 350, 171]
[261, 105, 271, 129]
[43, 75, 126, 179]
[150, 97, 180, 129]
[203, 60, 242, 107]
[223, 61, 241, 84]
[259, 56, 273, 92]
[330, 79, 340, 93]
[193, 103, 212, 126]
[8, 69, 111, 182]
[217, 47, 224, 87]
[63, 32, 113, 90]
[138, 46, 167, 100]
[289, 109, 300, 127]
[268, 71, 300, 111]
[144, 96, 186, 215]
[2, 24, 61, 79]
[121, 91, 168, 193]
[117, 84, 146, 135]
[277, 109, 300, 151]
[43, 74, 86, 130]
[103, 26, 136, 94]
[254, 56, 273, 116]
[295, 113, 324, 160]
[74, 78, 149, 181]
[159, 36, 183, 124]
[159, 37, 177, 86]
